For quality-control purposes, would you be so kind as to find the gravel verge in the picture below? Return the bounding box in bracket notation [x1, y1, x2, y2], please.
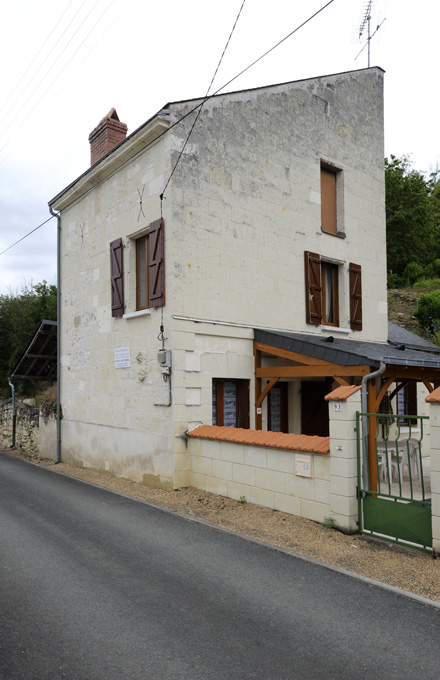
[5, 449, 440, 604]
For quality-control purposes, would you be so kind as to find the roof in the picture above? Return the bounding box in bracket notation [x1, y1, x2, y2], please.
[388, 321, 439, 353]
[188, 425, 329, 454]
[49, 67, 381, 208]
[12, 320, 57, 381]
[254, 328, 440, 370]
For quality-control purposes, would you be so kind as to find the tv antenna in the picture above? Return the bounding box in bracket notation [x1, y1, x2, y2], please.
[355, 1, 386, 67]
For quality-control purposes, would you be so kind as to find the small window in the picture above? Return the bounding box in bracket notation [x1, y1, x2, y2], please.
[321, 165, 337, 235]
[212, 379, 249, 428]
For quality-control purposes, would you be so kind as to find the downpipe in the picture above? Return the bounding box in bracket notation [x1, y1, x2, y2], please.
[49, 206, 61, 464]
[361, 362, 386, 487]
[8, 377, 16, 449]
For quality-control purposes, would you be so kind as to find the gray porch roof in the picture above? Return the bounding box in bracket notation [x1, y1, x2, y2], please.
[254, 326, 440, 370]
[12, 320, 57, 381]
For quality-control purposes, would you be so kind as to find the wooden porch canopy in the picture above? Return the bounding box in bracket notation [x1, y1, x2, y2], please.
[254, 325, 440, 491]
[253, 326, 440, 429]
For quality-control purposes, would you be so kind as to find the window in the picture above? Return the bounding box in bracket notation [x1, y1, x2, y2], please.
[349, 262, 362, 331]
[322, 262, 339, 327]
[110, 238, 124, 317]
[304, 252, 339, 327]
[397, 381, 417, 424]
[321, 165, 337, 235]
[136, 218, 165, 310]
[267, 382, 288, 433]
[304, 253, 362, 330]
[212, 379, 249, 428]
[110, 219, 165, 317]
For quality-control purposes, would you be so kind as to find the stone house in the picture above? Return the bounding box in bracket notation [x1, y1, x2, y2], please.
[48, 67, 440, 524]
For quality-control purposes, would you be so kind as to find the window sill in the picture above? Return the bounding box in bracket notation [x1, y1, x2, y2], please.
[123, 309, 152, 320]
[321, 228, 346, 239]
[321, 325, 351, 334]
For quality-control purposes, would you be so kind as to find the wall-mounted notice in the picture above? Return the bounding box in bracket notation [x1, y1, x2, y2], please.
[114, 347, 131, 368]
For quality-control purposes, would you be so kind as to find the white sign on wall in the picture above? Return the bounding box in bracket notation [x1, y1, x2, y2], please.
[114, 347, 131, 368]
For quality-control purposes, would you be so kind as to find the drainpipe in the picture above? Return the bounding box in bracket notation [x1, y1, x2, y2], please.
[7, 377, 16, 449]
[49, 206, 61, 464]
[361, 362, 386, 487]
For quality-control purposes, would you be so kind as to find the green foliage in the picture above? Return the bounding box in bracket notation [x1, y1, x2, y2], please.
[0, 281, 57, 397]
[414, 290, 440, 334]
[34, 384, 58, 418]
[237, 495, 247, 505]
[385, 156, 440, 286]
[323, 516, 336, 530]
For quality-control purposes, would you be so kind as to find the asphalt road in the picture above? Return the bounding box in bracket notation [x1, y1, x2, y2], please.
[1, 451, 439, 680]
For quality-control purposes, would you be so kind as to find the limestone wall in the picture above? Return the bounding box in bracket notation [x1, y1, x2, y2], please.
[190, 436, 330, 523]
[0, 399, 55, 458]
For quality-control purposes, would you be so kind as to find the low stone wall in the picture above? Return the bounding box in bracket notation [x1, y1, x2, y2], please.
[190, 437, 331, 523]
[0, 398, 56, 459]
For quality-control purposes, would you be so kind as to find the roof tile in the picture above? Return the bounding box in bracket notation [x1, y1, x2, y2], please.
[188, 425, 329, 454]
[325, 385, 362, 401]
[425, 386, 440, 403]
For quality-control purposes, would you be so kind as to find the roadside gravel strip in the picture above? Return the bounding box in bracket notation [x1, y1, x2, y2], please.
[5, 450, 440, 606]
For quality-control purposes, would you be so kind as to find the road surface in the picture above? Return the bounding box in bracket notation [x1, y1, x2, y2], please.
[1, 451, 439, 679]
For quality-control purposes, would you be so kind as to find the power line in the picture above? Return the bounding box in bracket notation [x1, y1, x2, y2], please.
[0, 216, 54, 257]
[161, 0, 247, 202]
[0, 0, 114, 161]
[1, 0, 336, 256]
[0, 0, 77, 118]
[0, 0, 91, 132]
[0, 0, 131, 169]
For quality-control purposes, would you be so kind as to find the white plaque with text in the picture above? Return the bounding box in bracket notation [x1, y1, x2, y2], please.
[114, 347, 131, 368]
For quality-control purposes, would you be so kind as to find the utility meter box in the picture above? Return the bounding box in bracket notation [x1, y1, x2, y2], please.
[295, 454, 313, 478]
[157, 349, 172, 367]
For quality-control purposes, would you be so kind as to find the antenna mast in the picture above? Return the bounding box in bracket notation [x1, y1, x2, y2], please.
[356, 1, 385, 67]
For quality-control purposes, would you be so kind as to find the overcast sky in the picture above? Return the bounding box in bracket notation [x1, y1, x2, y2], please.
[0, 0, 438, 295]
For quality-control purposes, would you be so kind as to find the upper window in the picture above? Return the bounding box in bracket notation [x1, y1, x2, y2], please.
[321, 163, 344, 236]
[322, 261, 339, 327]
[304, 252, 339, 327]
[304, 253, 362, 330]
[110, 218, 165, 318]
[136, 218, 165, 310]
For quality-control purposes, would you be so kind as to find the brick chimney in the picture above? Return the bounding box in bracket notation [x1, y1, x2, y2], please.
[88, 108, 128, 165]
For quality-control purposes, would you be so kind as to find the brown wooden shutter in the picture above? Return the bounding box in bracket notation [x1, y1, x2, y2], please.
[321, 167, 337, 234]
[349, 262, 362, 331]
[110, 238, 124, 317]
[148, 218, 165, 307]
[304, 251, 322, 325]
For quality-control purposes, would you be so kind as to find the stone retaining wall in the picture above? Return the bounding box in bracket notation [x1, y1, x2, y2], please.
[0, 399, 56, 459]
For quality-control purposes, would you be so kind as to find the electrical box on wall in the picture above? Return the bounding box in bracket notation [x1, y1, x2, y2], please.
[157, 349, 172, 367]
[295, 454, 313, 478]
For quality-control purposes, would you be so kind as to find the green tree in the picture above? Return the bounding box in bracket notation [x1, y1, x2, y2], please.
[0, 281, 57, 397]
[385, 155, 439, 284]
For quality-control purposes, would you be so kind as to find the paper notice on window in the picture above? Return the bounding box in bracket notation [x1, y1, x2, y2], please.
[114, 347, 131, 368]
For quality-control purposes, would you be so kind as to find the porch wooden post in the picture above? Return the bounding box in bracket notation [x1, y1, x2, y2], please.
[254, 346, 262, 430]
[367, 379, 378, 492]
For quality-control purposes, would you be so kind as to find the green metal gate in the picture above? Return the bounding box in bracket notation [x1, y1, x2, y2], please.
[356, 412, 432, 552]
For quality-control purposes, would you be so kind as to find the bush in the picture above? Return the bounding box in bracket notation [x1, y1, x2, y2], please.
[36, 384, 58, 419]
[415, 290, 440, 333]
[402, 262, 425, 285]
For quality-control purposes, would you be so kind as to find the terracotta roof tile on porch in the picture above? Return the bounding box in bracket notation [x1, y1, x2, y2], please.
[187, 425, 329, 454]
[425, 386, 440, 403]
[324, 385, 362, 401]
